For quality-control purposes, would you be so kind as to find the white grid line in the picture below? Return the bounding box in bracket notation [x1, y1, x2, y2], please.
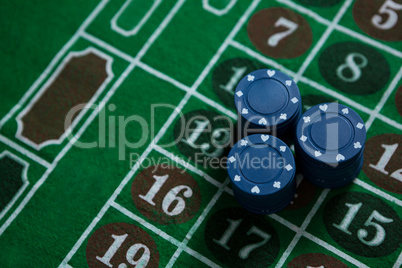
[275, 189, 330, 267]
[365, 66, 402, 130]
[60, 0, 261, 266]
[393, 251, 402, 268]
[111, 202, 221, 267]
[231, 39, 402, 131]
[166, 179, 230, 267]
[83, 31, 238, 120]
[0, 0, 110, 128]
[354, 179, 402, 207]
[0, 0, 399, 266]
[153, 144, 223, 189]
[230, 39, 371, 114]
[276, 0, 402, 59]
[0, 134, 51, 169]
[273, 1, 351, 263]
[293, 0, 353, 83]
[303, 232, 370, 268]
[1, 0, 185, 242]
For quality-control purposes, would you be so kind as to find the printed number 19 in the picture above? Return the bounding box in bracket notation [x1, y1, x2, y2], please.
[96, 234, 150, 268]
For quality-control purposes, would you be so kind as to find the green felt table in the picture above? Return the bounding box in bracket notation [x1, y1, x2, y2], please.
[0, 0, 401, 267]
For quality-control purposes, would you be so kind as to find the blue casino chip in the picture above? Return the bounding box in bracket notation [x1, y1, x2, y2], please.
[227, 134, 296, 214]
[234, 69, 301, 141]
[295, 103, 366, 188]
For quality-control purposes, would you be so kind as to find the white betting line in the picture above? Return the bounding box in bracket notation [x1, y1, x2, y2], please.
[190, 0, 262, 91]
[2, 0, 184, 244]
[111, 201, 183, 247]
[137, 61, 238, 120]
[276, 0, 402, 59]
[297, 76, 373, 115]
[230, 38, 375, 117]
[166, 179, 230, 267]
[153, 145, 223, 189]
[0, 134, 51, 169]
[230, 40, 297, 76]
[393, 251, 402, 268]
[354, 179, 402, 207]
[62, 0, 262, 265]
[193, 91, 237, 120]
[111, 201, 222, 267]
[81, 31, 134, 62]
[0, 0, 110, 128]
[376, 113, 402, 131]
[275, 189, 330, 268]
[303, 232, 370, 268]
[276, 0, 330, 26]
[293, 0, 353, 83]
[59, 88, 193, 268]
[81, 32, 238, 121]
[365, 66, 402, 130]
[335, 24, 402, 59]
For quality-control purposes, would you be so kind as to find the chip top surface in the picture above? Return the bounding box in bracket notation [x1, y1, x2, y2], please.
[296, 103, 366, 164]
[247, 79, 287, 114]
[227, 134, 295, 195]
[234, 69, 300, 127]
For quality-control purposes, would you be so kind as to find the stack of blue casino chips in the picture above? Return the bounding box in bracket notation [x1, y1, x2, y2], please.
[294, 103, 366, 188]
[234, 69, 302, 143]
[227, 134, 296, 214]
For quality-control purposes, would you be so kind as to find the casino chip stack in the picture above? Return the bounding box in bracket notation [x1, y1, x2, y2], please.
[295, 103, 366, 188]
[234, 69, 302, 142]
[227, 134, 296, 214]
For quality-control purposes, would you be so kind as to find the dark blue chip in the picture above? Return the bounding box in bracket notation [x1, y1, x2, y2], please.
[295, 103, 366, 188]
[227, 134, 296, 214]
[234, 69, 301, 141]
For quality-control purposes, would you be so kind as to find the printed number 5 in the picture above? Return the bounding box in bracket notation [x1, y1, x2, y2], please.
[371, 0, 402, 30]
[267, 17, 299, 47]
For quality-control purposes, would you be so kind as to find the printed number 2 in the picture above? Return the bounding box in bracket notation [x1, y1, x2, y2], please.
[213, 218, 271, 259]
[267, 17, 299, 47]
[333, 202, 393, 246]
[369, 143, 402, 182]
[371, 0, 402, 30]
[97, 234, 150, 267]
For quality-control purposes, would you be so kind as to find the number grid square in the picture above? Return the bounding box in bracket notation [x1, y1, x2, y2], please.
[185, 191, 297, 267]
[282, 236, 358, 267]
[304, 183, 402, 267]
[338, 0, 402, 52]
[356, 119, 402, 200]
[232, 0, 329, 74]
[68, 203, 180, 268]
[301, 29, 402, 111]
[113, 149, 220, 242]
[156, 95, 235, 182]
